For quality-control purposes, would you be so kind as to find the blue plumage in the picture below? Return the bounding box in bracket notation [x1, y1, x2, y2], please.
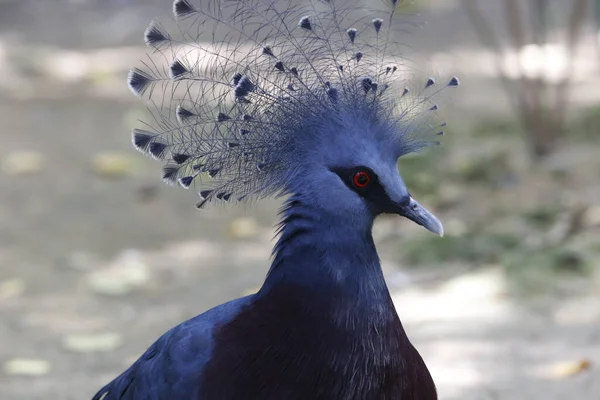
[93, 0, 458, 398]
[93, 297, 252, 400]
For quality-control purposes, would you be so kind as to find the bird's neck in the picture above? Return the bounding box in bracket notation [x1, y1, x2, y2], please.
[260, 197, 395, 325]
[229, 197, 437, 400]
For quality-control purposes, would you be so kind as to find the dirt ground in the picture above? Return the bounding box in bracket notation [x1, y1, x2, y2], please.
[1, 1, 599, 399]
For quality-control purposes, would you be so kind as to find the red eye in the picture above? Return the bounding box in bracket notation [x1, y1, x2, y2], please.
[353, 171, 371, 188]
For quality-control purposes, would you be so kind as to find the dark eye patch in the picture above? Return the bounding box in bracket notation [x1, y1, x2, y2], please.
[330, 166, 392, 213]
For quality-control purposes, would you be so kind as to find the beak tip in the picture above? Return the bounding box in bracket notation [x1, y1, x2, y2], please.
[430, 220, 444, 237]
[419, 216, 445, 237]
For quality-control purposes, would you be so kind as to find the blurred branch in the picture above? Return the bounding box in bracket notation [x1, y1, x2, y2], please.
[462, 0, 539, 156]
[504, 0, 547, 157]
[531, 0, 549, 45]
[461, 0, 518, 111]
[504, 0, 526, 49]
[461, 0, 591, 161]
[553, 0, 588, 146]
[546, 202, 588, 246]
[596, 0, 600, 58]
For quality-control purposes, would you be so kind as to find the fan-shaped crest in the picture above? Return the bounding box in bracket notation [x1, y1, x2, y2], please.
[128, 0, 459, 208]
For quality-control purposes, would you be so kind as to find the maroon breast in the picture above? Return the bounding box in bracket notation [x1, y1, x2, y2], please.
[198, 284, 437, 400]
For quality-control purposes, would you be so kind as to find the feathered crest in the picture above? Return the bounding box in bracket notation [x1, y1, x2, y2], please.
[128, 0, 459, 208]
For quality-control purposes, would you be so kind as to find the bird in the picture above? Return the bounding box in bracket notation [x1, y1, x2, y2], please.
[92, 0, 459, 398]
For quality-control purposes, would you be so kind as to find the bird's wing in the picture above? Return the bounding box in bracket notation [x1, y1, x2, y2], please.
[91, 295, 253, 400]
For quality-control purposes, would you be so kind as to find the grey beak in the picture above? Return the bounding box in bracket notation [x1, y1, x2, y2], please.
[397, 197, 444, 237]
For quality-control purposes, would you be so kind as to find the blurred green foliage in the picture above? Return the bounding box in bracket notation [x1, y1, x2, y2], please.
[393, 105, 599, 296]
[473, 117, 521, 138]
[569, 105, 600, 140]
[400, 231, 520, 265]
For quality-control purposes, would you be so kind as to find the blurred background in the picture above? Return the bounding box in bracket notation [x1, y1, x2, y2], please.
[0, 0, 599, 399]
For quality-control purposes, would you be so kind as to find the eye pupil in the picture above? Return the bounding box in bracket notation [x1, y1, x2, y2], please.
[353, 171, 370, 188]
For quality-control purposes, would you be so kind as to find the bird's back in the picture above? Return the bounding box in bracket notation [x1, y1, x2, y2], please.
[92, 296, 253, 400]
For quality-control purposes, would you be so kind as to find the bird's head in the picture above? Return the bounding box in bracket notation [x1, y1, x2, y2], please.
[127, 0, 458, 237]
[282, 102, 444, 236]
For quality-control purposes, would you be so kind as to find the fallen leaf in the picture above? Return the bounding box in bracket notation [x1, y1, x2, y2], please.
[91, 152, 134, 178]
[0, 278, 25, 301]
[3, 358, 51, 376]
[550, 359, 592, 379]
[62, 332, 123, 353]
[2, 151, 45, 175]
[227, 217, 259, 239]
[88, 250, 149, 296]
